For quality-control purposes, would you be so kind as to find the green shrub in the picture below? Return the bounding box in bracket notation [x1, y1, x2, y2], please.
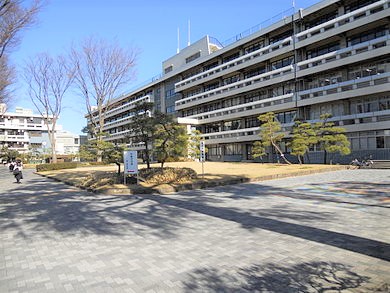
[36, 162, 78, 172]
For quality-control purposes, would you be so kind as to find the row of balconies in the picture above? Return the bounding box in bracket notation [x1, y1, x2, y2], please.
[0, 134, 29, 142]
[174, 0, 389, 93]
[180, 69, 389, 125]
[201, 109, 390, 144]
[103, 95, 150, 119]
[175, 33, 390, 110]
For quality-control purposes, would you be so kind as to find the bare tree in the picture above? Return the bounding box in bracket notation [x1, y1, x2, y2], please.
[0, 0, 42, 104]
[70, 37, 137, 161]
[0, 56, 14, 105]
[24, 53, 74, 163]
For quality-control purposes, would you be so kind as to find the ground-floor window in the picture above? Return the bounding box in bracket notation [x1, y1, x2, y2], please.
[224, 144, 242, 155]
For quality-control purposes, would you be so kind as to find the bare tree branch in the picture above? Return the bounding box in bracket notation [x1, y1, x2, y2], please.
[70, 37, 137, 162]
[23, 52, 74, 163]
[0, 0, 43, 104]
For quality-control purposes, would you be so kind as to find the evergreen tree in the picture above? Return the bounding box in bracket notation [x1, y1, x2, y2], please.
[188, 129, 203, 161]
[289, 121, 317, 164]
[153, 112, 188, 169]
[252, 141, 266, 161]
[126, 101, 155, 169]
[314, 113, 351, 164]
[257, 112, 291, 164]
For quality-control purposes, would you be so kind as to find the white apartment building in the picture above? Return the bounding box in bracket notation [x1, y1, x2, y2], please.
[87, 0, 390, 163]
[0, 106, 81, 157]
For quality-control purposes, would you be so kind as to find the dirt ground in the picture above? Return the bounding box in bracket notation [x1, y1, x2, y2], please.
[36, 162, 346, 194]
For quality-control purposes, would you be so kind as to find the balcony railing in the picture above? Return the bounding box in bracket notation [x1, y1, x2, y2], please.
[295, 0, 389, 43]
[185, 93, 293, 122]
[180, 70, 389, 126]
[173, 1, 388, 92]
[175, 36, 293, 91]
[298, 71, 390, 102]
[175, 65, 294, 109]
[89, 95, 150, 123]
[201, 127, 260, 141]
[296, 34, 390, 74]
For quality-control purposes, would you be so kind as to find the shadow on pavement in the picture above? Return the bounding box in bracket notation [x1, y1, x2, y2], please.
[1, 168, 389, 262]
[183, 261, 374, 292]
[143, 194, 390, 261]
[0, 173, 190, 239]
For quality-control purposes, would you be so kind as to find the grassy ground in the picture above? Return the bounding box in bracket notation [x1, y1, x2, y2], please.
[36, 161, 346, 195]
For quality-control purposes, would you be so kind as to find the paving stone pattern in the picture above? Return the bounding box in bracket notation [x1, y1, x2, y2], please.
[0, 167, 389, 292]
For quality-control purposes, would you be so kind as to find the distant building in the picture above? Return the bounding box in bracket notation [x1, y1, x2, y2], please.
[0, 105, 82, 158]
[86, 0, 390, 163]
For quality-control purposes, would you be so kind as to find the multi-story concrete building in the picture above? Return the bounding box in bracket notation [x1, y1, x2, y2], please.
[87, 0, 390, 163]
[0, 106, 82, 158]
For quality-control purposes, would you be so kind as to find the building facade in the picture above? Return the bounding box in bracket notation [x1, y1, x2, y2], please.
[87, 0, 390, 163]
[0, 106, 82, 159]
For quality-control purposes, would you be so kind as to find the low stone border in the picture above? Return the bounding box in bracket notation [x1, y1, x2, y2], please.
[36, 165, 347, 195]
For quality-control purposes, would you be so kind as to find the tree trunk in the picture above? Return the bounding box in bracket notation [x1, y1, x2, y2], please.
[298, 155, 302, 165]
[144, 141, 150, 169]
[115, 162, 121, 175]
[272, 141, 291, 164]
[323, 149, 328, 165]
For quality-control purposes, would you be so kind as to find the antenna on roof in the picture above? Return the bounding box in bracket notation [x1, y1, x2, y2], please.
[177, 27, 180, 54]
[187, 19, 191, 46]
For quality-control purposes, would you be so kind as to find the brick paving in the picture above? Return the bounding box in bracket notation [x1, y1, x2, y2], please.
[0, 166, 389, 292]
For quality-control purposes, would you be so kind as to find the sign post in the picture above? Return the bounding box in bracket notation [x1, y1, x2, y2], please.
[200, 140, 205, 178]
[123, 150, 138, 185]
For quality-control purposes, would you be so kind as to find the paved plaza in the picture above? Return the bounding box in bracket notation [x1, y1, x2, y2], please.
[0, 166, 389, 292]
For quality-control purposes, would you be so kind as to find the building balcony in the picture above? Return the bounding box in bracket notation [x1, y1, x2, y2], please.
[296, 34, 390, 78]
[200, 109, 390, 145]
[185, 93, 294, 124]
[104, 129, 131, 141]
[89, 95, 150, 123]
[173, 1, 389, 93]
[0, 135, 29, 142]
[298, 71, 390, 106]
[201, 127, 260, 144]
[175, 65, 294, 110]
[174, 37, 293, 92]
[296, 0, 390, 48]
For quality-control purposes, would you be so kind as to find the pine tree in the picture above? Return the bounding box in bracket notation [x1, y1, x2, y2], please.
[314, 114, 351, 164]
[289, 121, 317, 164]
[257, 112, 291, 164]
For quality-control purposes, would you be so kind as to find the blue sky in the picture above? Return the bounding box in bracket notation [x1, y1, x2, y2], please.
[11, 0, 319, 135]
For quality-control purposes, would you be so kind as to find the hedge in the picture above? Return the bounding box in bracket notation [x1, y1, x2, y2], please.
[36, 162, 78, 172]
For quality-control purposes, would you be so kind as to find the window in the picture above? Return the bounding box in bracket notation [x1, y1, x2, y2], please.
[223, 52, 239, 63]
[345, 0, 379, 13]
[271, 56, 294, 70]
[166, 105, 175, 113]
[224, 144, 242, 155]
[376, 136, 384, 148]
[245, 117, 260, 128]
[244, 41, 264, 54]
[185, 52, 201, 64]
[269, 30, 293, 44]
[164, 65, 173, 74]
[306, 42, 340, 59]
[304, 11, 338, 30]
[347, 26, 386, 46]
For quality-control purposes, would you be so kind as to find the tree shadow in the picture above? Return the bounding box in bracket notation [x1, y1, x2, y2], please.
[183, 261, 373, 292]
[143, 194, 390, 261]
[0, 171, 189, 239]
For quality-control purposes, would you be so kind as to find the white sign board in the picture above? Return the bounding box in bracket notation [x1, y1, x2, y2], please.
[124, 151, 138, 174]
[200, 140, 206, 162]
